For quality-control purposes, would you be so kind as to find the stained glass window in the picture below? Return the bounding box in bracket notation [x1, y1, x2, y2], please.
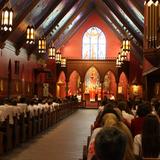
[82, 27, 106, 59]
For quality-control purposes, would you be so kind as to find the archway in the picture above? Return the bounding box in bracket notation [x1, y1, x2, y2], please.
[103, 71, 116, 99]
[118, 72, 128, 100]
[56, 71, 66, 98]
[84, 66, 100, 102]
[68, 71, 81, 96]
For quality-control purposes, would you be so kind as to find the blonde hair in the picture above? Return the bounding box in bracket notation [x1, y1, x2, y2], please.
[114, 122, 135, 160]
[102, 113, 119, 128]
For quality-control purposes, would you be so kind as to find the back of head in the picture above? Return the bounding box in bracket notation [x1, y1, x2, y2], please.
[103, 113, 119, 127]
[95, 127, 127, 160]
[142, 114, 160, 158]
[114, 122, 135, 160]
[136, 102, 151, 117]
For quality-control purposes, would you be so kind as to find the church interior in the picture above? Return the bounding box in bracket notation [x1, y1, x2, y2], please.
[0, 0, 160, 160]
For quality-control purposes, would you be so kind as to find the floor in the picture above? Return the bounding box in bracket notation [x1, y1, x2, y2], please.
[0, 109, 97, 160]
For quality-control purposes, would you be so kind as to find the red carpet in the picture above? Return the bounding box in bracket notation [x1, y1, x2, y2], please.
[86, 101, 98, 109]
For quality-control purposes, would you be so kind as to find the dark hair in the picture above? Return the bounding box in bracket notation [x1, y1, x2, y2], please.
[142, 114, 160, 158]
[136, 102, 151, 117]
[95, 127, 127, 160]
[98, 105, 121, 127]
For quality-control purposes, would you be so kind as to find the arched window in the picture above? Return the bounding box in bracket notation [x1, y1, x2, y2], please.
[82, 27, 106, 59]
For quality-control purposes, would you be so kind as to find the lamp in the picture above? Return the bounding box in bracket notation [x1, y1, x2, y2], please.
[61, 57, 66, 67]
[122, 39, 131, 52]
[26, 25, 35, 44]
[55, 51, 61, 63]
[1, 5, 13, 32]
[48, 46, 56, 59]
[38, 37, 46, 53]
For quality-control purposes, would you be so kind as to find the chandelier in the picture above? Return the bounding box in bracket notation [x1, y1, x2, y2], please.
[26, 25, 35, 44]
[38, 37, 46, 53]
[48, 46, 56, 59]
[1, 6, 13, 31]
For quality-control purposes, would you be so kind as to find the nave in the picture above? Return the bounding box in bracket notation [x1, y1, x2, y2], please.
[0, 109, 97, 160]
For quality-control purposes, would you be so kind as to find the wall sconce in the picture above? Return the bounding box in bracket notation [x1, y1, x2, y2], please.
[1, 5, 13, 32]
[55, 51, 61, 64]
[38, 37, 46, 53]
[61, 57, 66, 67]
[132, 85, 139, 95]
[26, 25, 35, 44]
[48, 45, 56, 59]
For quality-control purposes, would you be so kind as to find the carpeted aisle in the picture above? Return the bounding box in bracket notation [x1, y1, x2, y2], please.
[0, 109, 97, 160]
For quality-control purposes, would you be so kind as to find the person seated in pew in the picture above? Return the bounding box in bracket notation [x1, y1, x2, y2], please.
[133, 114, 160, 159]
[94, 127, 127, 160]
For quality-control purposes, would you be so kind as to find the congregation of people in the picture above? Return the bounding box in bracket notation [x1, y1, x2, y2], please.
[85, 97, 160, 160]
[0, 95, 78, 154]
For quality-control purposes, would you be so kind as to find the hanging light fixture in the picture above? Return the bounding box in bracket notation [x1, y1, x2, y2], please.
[38, 37, 46, 53]
[122, 39, 131, 52]
[1, 4, 13, 32]
[55, 51, 61, 64]
[61, 57, 66, 67]
[48, 45, 56, 59]
[26, 25, 35, 44]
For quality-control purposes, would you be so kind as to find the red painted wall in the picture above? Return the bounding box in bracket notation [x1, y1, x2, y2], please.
[0, 41, 40, 98]
[61, 11, 121, 59]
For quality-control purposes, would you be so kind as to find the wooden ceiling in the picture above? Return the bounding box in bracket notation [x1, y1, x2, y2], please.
[0, 0, 144, 61]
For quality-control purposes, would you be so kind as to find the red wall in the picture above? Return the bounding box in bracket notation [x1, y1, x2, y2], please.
[0, 41, 40, 98]
[61, 11, 121, 59]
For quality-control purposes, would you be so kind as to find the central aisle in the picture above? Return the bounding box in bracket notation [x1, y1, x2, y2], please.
[1, 109, 97, 160]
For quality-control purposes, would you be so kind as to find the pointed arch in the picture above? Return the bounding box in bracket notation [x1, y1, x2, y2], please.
[68, 70, 81, 96]
[82, 26, 106, 59]
[103, 70, 117, 99]
[57, 71, 66, 98]
[118, 72, 128, 100]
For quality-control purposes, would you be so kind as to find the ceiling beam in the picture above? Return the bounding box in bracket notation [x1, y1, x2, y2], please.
[0, 0, 40, 44]
[103, 0, 143, 45]
[15, 0, 62, 49]
[44, 0, 78, 37]
[48, 0, 91, 44]
[0, 0, 9, 11]
[55, 8, 92, 49]
[130, 0, 144, 15]
[96, 7, 143, 62]
[28, 0, 78, 55]
[114, 0, 143, 33]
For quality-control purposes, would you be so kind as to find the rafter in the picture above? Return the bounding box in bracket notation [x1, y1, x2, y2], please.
[130, 0, 144, 15]
[0, 0, 40, 44]
[44, 0, 78, 37]
[55, 8, 92, 49]
[114, 0, 143, 33]
[96, 7, 143, 62]
[15, 0, 62, 49]
[28, 0, 78, 55]
[103, 0, 143, 45]
[48, 0, 91, 44]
